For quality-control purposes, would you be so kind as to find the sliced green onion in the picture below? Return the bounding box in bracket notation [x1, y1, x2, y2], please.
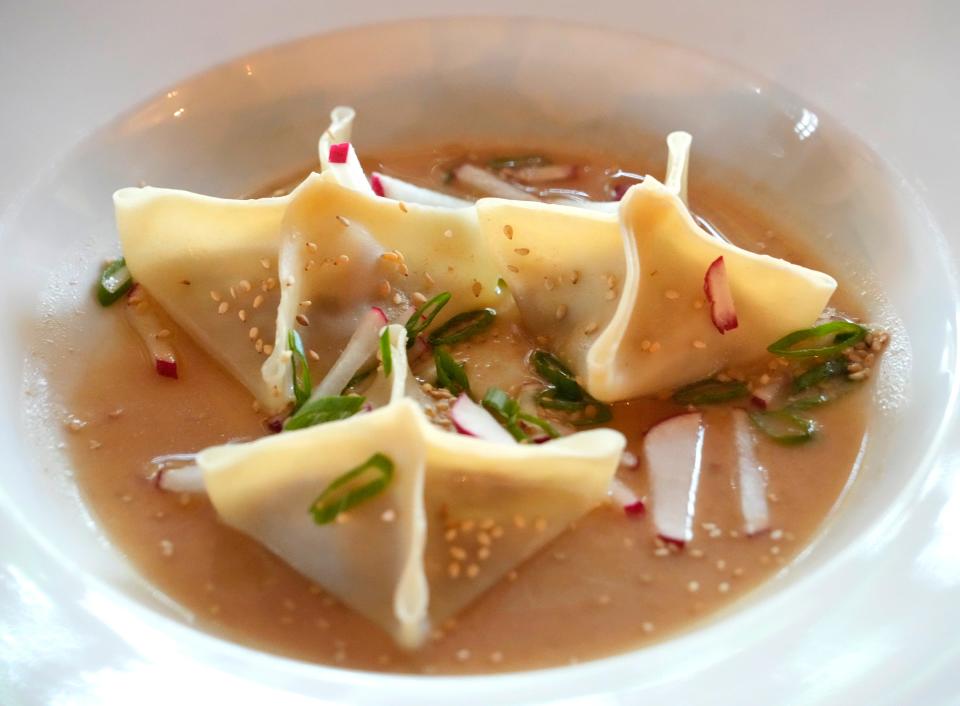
[672, 378, 748, 405]
[534, 388, 585, 412]
[748, 410, 817, 445]
[793, 357, 848, 392]
[308, 452, 394, 525]
[434, 346, 471, 397]
[342, 363, 375, 394]
[571, 401, 613, 426]
[428, 308, 496, 346]
[495, 277, 509, 295]
[97, 257, 134, 306]
[767, 321, 867, 358]
[534, 387, 612, 426]
[530, 350, 583, 401]
[284, 395, 366, 431]
[379, 328, 393, 377]
[405, 291, 451, 346]
[481, 387, 557, 442]
[288, 330, 312, 410]
[488, 155, 551, 170]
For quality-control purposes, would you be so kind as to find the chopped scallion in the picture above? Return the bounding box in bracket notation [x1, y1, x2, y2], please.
[792, 357, 848, 392]
[308, 452, 394, 525]
[481, 387, 557, 441]
[97, 257, 134, 306]
[434, 346, 471, 397]
[530, 350, 583, 401]
[748, 409, 817, 444]
[767, 321, 867, 358]
[284, 395, 366, 431]
[288, 330, 312, 410]
[488, 155, 551, 170]
[379, 328, 393, 376]
[405, 291, 451, 346]
[428, 308, 496, 346]
[672, 378, 749, 405]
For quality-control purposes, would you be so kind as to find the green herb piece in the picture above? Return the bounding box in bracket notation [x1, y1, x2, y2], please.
[534, 387, 612, 426]
[97, 257, 134, 306]
[748, 409, 817, 445]
[530, 350, 584, 401]
[288, 330, 312, 410]
[488, 155, 551, 170]
[434, 346, 471, 397]
[793, 357, 848, 392]
[767, 321, 867, 359]
[405, 291, 451, 346]
[379, 328, 393, 376]
[672, 378, 749, 405]
[495, 277, 509, 295]
[284, 395, 366, 431]
[428, 308, 496, 346]
[482, 387, 558, 441]
[308, 452, 394, 525]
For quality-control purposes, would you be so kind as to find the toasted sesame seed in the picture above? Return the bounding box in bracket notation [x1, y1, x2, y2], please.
[210, 290, 221, 302]
[424, 272, 436, 288]
[472, 281, 482, 297]
[466, 563, 480, 578]
[88, 439, 102, 450]
[544, 277, 556, 291]
[337, 254, 350, 266]
[248, 327, 259, 340]
[398, 201, 408, 213]
[489, 651, 503, 663]
[507, 265, 519, 273]
[490, 525, 504, 539]
[238, 309, 247, 322]
[641, 340, 651, 351]
[308, 349, 320, 361]
[444, 528, 457, 542]
[477, 531, 491, 546]
[260, 258, 271, 270]
[306, 241, 319, 252]
[503, 224, 514, 239]
[238, 279, 252, 293]
[217, 302, 229, 314]
[693, 340, 707, 349]
[569, 270, 581, 284]
[456, 648, 471, 661]
[477, 546, 491, 561]
[716, 559, 727, 570]
[255, 338, 264, 353]
[296, 313, 310, 326]
[513, 515, 527, 529]
[604, 290, 617, 300]
[665, 289, 680, 300]
[262, 344, 274, 355]
[377, 280, 391, 298]
[450, 546, 467, 561]
[381, 509, 396, 522]
[381, 251, 400, 263]
[687, 581, 700, 593]
[156, 329, 171, 338]
[514, 247, 530, 256]
[583, 322, 598, 335]
[392, 292, 403, 305]
[649, 341, 662, 353]
[335, 215, 350, 227]
[159, 539, 174, 557]
[411, 291, 427, 305]
[443, 229, 453, 238]
[448, 562, 461, 579]
[693, 300, 704, 310]
[642, 622, 655, 633]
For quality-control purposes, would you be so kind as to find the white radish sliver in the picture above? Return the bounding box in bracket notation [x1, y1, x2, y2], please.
[372, 173, 472, 208]
[311, 307, 388, 400]
[449, 394, 516, 444]
[644, 412, 704, 543]
[453, 164, 538, 201]
[665, 131, 692, 203]
[732, 409, 770, 535]
[156, 464, 205, 493]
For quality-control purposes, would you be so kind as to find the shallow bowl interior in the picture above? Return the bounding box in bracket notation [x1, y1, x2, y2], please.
[1, 17, 956, 705]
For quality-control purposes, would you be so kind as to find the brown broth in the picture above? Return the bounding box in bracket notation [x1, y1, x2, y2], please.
[43, 143, 871, 674]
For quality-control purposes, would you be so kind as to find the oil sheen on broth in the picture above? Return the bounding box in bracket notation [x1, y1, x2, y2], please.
[48, 143, 870, 674]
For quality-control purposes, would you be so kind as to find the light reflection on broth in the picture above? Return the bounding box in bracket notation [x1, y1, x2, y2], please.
[46, 143, 872, 674]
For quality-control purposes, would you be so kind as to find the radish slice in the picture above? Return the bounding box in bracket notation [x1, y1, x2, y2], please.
[751, 377, 787, 410]
[643, 412, 704, 544]
[449, 394, 516, 444]
[370, 172, 472, 208]
[732, 409, 770, 535]
[407, 334, 432, 364]
[503, 164, 577, 183]
[609, 478, 645, 516]
[155, 464, 205, 493]
[125, 284, 178, 379]
[664, 131, 692, 203]
[704, 256, 739, 334]
[310, 307, 388, 399]
[453, 164, 538, 201]
[328, 142, 350, 164]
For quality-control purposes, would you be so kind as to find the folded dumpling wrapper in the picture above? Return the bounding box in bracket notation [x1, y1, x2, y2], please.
[115, 187, 291, 402]
[262, 171, 511, 409]
[479, 142, 836, 401]
[197, 325, 624, 647]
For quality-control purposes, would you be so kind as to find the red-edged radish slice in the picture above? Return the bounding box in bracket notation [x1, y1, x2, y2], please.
[609, 477, 645, 517]
[125, 284, 178, 379]
[504, 164, 577, 183]
[732, 409, 770, 535]
[450, 394, 516, 444]
[328, 142, 350, 164]
[643, 412, 704, 544]
[453, 164, 538, 201]
[703, 256, 739, 334]
[155, 464, 204, 493]
[370, 172, 472, 208]
[751, 377, 787, 410]
[407, 334, 432, 364]
[311, 307, 388, 399]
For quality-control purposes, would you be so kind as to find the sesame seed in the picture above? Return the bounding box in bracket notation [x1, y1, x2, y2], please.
[641, 340, 651, 351]
[381, 251, 400, 263]
[444, 528, 457, 542]
[716, 559, 727, 570]
[217, 302, 229, 314]
[534, 517, 547, 532]
[398, 201, 408, 213]
[455, 648, 471, 661]
[337, 254, 350, 266]
[335, 215, 350, 227]
[466, 563, 480, 578]
[642, 622, 655, 633]
[87, 439, 102, 450]
[448, 562, 461, 579]
[260, 258, 271, 270]
[281, 350, 293, 363]
[665, 289, 680, 300]
[490, 525, 504, 539]
[411, 292, 427, 305]
[210, 290, 221, 302]
[507, 570, 519, 581]
[604, 290, 617, 300]
[503, 224, 514, 239]
[507, 265, 519, 273]
[238, 309, 247, 322]
[770, 529, 783, 541]
[649, 341, 662, 353]
[693, 340, 707, 349]
[377, 280, 392, 298]
[424, 272, 436, 288]
[477, 531, 491, 546]
[489, 651, 503, 663]
[392, 292, 403, 305]
[308, 349, 320, 361]
[306, 242, 319, 252]
[477, 546, 491, 561]
[693, 300, 704, 309]
[159, 539, 174, 557]
[296, 313, 310, 326]
[514, 247, 530, 256]
[569, 270, 581, 284]
[544, 277, 556, 291]
[472, 281, 482, 297]
[238, 279, 252, 293]
[381, 509, 396, 522]
[248, 327, 259, 340]
[450, 546, 467, 561]
[255, 339, 264, 353]
[583, 322, 598, 335]
[687, 581, 700, 593]
[513, 515, 527, 529]
[443, 229, 453, 238]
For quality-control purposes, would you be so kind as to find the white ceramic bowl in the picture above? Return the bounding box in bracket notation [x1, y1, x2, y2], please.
[2, 9, 958, 706]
